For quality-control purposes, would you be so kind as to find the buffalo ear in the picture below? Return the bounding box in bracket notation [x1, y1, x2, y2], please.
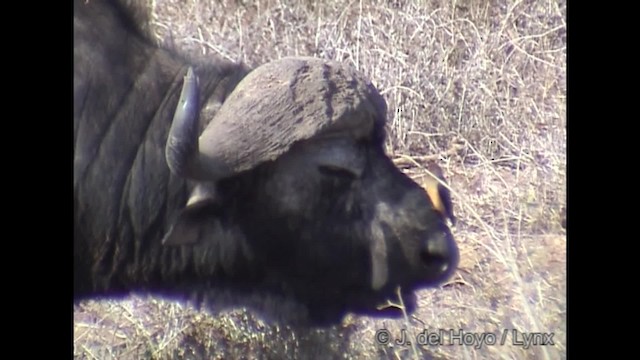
[161, 207, 202, 246]
[162, 183, 219, 246]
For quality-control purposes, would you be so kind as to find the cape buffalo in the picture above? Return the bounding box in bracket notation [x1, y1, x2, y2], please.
[74, 0, 459, 325]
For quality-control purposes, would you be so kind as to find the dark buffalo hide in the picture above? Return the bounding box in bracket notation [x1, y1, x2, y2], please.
[74, 0, 459, 326]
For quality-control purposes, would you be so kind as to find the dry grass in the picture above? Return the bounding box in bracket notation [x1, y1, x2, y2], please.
[74, 0, 566, 359]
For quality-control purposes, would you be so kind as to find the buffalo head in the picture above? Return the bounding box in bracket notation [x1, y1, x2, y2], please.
[162, 57, 459, 322]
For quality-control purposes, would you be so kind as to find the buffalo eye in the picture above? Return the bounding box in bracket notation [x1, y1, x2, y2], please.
[318, 165, 357, 182]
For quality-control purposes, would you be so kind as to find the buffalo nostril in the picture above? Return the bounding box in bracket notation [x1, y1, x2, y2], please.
[420, 245, 449, 274]
[420, 231, 459, 281]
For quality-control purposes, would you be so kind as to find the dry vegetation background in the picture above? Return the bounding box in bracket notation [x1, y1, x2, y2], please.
[74, 0, 566, 359]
